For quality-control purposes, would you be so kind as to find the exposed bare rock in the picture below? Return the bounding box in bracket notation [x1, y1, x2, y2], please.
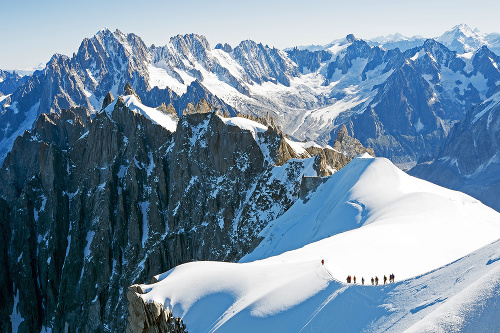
[182, 97, 212, 115]
[299, 176, 328, 200]
[334, 124, 375, 158]
[127, 285, 187, 333]
[102, 91, 115, 109]
[194, 97, 212, 113]
[313, 150, 332, 177]
[124, 82, 143, 103]
[157, 103, 178, 120]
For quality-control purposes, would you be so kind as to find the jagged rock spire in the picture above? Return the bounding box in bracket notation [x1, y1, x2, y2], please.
[336, 124, 349, 142]
[334, 124, 375, 158]
[102, 91, 115, 109]
[124, 82, 142, 103]
[157, 102, 178, 119]
[182, 98, 213, 115]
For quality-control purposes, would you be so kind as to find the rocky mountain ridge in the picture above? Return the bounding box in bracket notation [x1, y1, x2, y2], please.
[0, 84, 373, 332]
[2, 27, 500, 168]
[0, 29, 237, 163]
[298, 24, 500, 55]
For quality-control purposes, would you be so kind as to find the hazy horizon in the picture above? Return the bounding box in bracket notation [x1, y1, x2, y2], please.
[1, 0, 499, 69]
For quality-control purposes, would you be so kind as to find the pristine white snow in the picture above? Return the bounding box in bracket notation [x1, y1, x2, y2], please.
[244, 156, 500, 280]
[136, 156, 500, 332]
[0, 94, 10, 104]
[104, 95, 178, 132]
[218, 116, 268, 136]
[437, 24, 487, 53]
[147, 64, 191, 95]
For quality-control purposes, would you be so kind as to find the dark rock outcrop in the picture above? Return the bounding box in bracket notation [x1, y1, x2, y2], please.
[124, 82, 142, 103]
[102, 91, 115, 109]
[127, 285, 187, 333]
[334, 124, 375, 158]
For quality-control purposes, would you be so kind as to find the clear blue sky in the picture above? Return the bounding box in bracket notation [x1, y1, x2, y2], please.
[1, 0, 499, 69]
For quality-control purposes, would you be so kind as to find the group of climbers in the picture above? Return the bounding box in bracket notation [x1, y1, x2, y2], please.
[345, 273, 395, 285]
[320, 260, 395, 286]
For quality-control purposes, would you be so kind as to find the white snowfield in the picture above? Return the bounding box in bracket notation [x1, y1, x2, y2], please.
[137, 156, 500, 332]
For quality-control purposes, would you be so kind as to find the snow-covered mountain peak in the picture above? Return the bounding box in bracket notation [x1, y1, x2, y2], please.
[438, 24, 487, 54]
[369, 32, 425, 45]
[96, 27, 112, 36]
[450, 23, 479, 37]
[91, 28, 149, 60]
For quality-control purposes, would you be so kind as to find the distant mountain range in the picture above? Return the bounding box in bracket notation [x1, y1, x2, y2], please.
[1, 24, 500, 169]
[292, 24, 500, 55]
[1, 24, 500, 210]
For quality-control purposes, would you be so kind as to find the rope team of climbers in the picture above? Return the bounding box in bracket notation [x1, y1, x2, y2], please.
[321, 259, 395, 285]
[346, 274, 395, 285]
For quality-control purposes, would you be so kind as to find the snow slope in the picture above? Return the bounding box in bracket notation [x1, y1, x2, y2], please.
[104, 95, 177, 132]
[136, 155, 500, 332]
[243, 156, 500, 281]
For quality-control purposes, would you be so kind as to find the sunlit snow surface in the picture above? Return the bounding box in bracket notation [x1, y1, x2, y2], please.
[104, 95, 177, 132]
[137, 156, 500, 332]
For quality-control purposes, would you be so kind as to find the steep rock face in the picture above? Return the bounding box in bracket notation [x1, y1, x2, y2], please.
[231, 40, 300, 86]
[214, 42, 233, 53]
[0, 29, 153, 163]
[0, 198, 12, 333]
[348, 61, 446, 166]
[333, 124, 375, 158]
[1, 103, 173, 332]
[1, 94, 371, 332]
[410, 91, 500, 211]
[286, 48, 332, 74]
[152, 34, 250, 96]
[102, 91, 115, 109]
